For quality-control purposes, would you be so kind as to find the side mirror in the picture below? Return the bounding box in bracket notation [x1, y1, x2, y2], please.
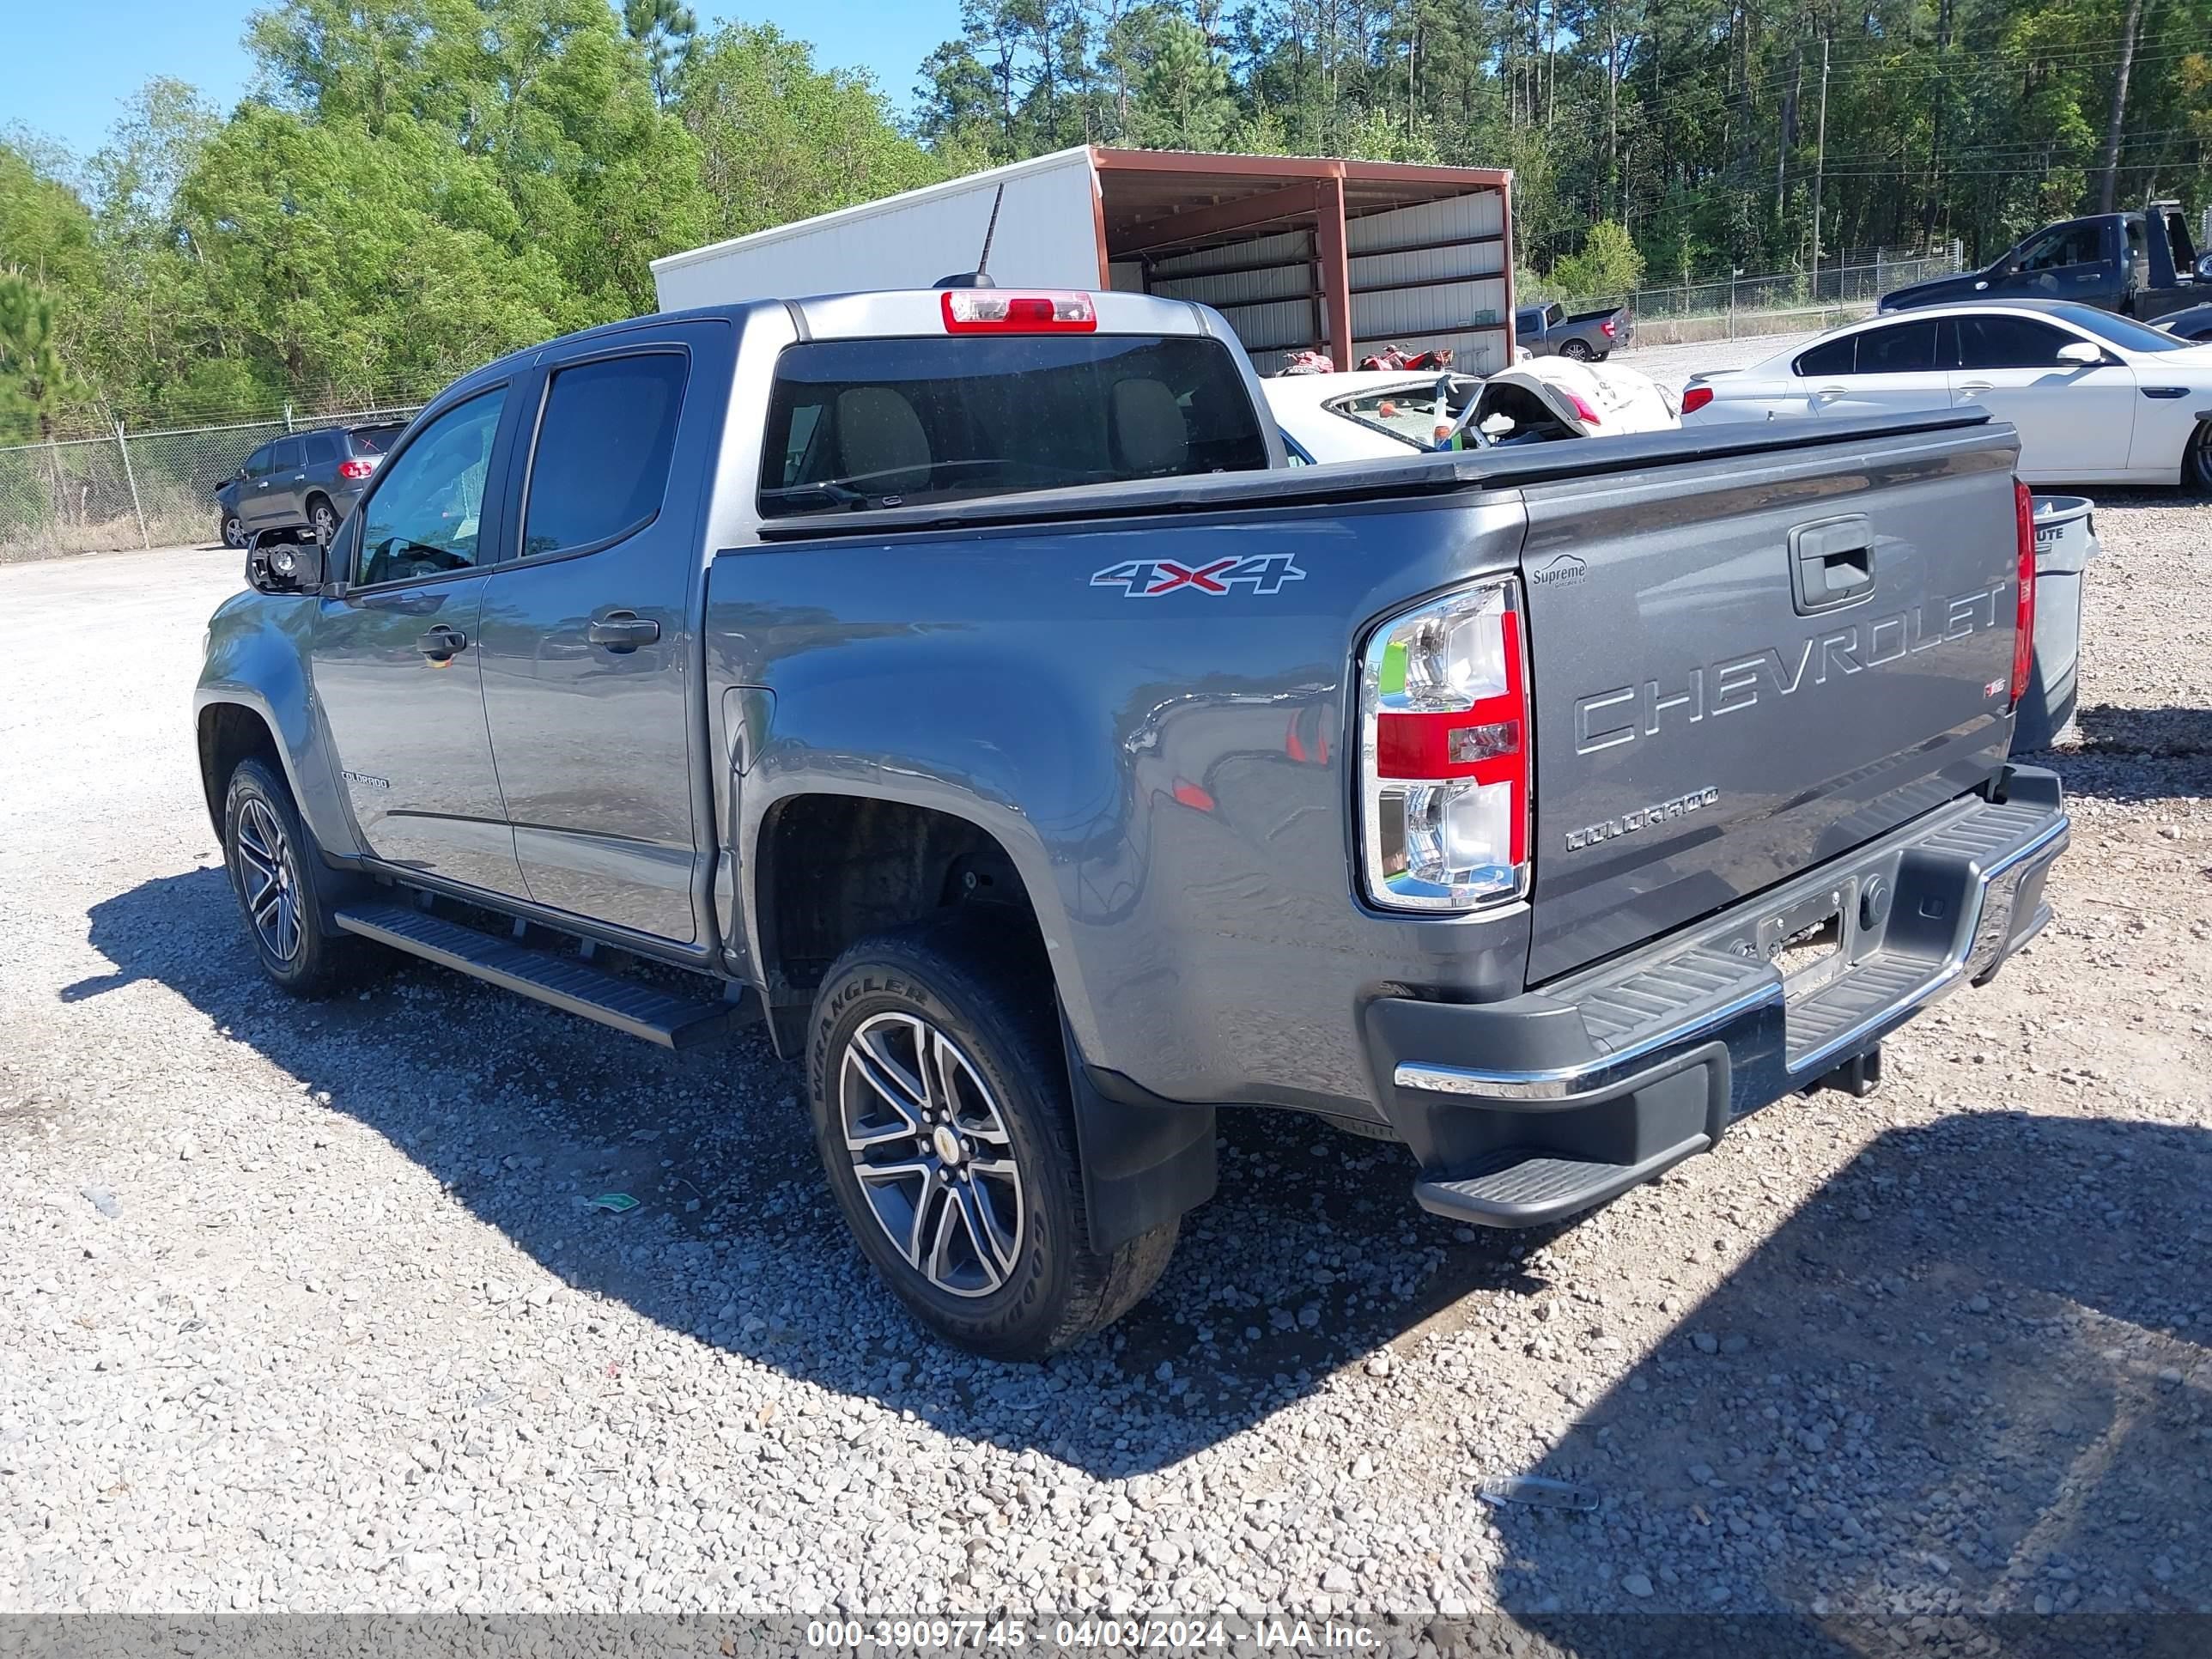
[2055, 340, 2102, 367]
[246, 529, 326, 595]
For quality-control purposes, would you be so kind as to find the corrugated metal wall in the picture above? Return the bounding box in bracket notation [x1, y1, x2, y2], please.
[1139, 191, 1509, 376]
[652, 151, 1102, 312]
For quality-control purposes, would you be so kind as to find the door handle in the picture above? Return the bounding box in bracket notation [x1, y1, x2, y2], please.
[1816, 386, 1847, 400]
[1958, 381, 1994, 396]
[416, 625, 470, 661]
[587, 611, 661, 652]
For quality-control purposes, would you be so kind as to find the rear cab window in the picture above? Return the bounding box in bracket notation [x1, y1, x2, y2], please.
[757, 333, 1270, 518]
[348, 425, 405, 456]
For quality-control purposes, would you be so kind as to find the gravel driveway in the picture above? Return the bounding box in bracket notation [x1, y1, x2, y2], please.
[3, 502, 2209, 1628]
[1613, 328, 1825, 391]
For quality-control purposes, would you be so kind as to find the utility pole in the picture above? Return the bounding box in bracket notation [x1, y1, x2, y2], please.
[1811, 28, 1831, 301]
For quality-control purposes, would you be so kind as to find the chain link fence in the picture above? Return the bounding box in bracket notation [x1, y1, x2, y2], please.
[1, 399, 426, 563]
[1529, 248, 1963, 348]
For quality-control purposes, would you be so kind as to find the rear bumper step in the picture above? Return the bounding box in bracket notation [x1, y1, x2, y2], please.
[1415, 1135, 1710, 1228]
[333, 902, 743, 1050]
[1368, 767, 2069, 1227]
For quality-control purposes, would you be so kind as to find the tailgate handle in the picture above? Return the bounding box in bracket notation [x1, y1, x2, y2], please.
[1790, 516, 1875, 614]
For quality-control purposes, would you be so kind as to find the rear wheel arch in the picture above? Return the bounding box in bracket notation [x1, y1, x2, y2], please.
[750, 792, 1052, 1049]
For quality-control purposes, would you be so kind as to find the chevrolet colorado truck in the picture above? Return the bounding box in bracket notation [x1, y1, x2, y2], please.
[195, 285, 2069, 1359]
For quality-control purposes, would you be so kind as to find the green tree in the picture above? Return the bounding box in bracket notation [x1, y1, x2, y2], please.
[1548, 219, 1645, 295]
[0, 141, 100, 294]
[623, 0, 699, 105]
[0, 276, 88, 440]
[679, 25, 945, 242]
[1131, 16, 1239, 150]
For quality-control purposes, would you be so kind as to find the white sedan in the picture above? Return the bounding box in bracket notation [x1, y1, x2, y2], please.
[1266, 358, 1678, 465]
[1680, 299, 2212, 490]
[1263, 370, 1480, 464]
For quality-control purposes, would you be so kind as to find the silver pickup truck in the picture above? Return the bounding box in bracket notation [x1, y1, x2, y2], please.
[195, 285, 2068, 1359]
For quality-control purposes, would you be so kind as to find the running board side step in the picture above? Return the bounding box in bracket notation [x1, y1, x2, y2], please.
[332, 902, 744, 1050]
[1413, 1133, 1710, 1229]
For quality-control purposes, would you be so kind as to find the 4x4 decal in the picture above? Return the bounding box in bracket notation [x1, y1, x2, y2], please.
[1091, 554, 1307, 598]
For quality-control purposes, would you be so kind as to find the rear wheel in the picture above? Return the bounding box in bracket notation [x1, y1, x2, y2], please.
[307, 495, 339, 545]
[806, 918, 1178, 1360]
[2185, 421, 2212, 495]
[222, 758, 368, 996]
[1559, 338, 1595, 362]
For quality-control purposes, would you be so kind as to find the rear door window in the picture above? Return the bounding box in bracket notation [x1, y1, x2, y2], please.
[520, 352, 689, 557]
[758, 334, 1270, 518]
[1956, 315, 2072, 369]
[1854, 319, 1942, 373]
[269, 437, 305, 471]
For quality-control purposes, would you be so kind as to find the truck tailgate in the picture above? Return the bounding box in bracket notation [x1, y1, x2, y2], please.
[1517, 419, 2021, 983]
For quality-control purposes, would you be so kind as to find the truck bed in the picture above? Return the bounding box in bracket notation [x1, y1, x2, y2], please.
[720, 404, 2024, 1115]
[750, 407, 1994, 540]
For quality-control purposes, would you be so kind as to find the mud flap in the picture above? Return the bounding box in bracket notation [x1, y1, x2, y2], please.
[1060, 1012, 1218, 1253]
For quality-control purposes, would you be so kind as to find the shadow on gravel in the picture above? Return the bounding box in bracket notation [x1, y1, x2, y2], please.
[2069, 705, 2212, 761]
[2022, 714, 2212, 807]
[74, 866, 1550, 1478]
[1486, 1111, 2212, 1634]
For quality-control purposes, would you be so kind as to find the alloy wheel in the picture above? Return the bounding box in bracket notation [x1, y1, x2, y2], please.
[222, 515, 245, 550]
[234, 796, 302, 963]
[312, 503, 337, 544]
[839, 1011, 1025, 1297]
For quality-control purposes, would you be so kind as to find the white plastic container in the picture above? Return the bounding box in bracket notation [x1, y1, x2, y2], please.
[2016, 495, 2098, 750]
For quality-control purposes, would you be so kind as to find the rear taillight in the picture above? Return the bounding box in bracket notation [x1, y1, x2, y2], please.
[338, 458, 376, 479]
[1358, 578, 1529, 912]
[1681, 385, 1715, 415]
[1601, 317, 1618, 337]
[1564, 391, 1602, 426]
[2010, 479, 2036, 709]
[940, 290, 1097, 333]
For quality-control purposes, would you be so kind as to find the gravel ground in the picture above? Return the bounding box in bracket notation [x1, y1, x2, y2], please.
[3, 497, 2209, 1629]
[1613, 328, 1822, 391]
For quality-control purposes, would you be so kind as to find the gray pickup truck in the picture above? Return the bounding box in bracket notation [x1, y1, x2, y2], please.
[1515, 299, 1632, 360]
[195, 285, 2069, 1359]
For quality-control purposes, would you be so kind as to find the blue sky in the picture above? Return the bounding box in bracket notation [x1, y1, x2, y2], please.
[0, 0, 949, 161]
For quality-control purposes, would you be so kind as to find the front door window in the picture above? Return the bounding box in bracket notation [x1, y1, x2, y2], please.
[356, 390, 507, 586]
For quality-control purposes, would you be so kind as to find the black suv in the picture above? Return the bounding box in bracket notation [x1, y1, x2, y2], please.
[216, 422, 407, 549]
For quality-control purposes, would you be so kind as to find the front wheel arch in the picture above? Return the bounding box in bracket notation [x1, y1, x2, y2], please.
[197, 702, 284, 839]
